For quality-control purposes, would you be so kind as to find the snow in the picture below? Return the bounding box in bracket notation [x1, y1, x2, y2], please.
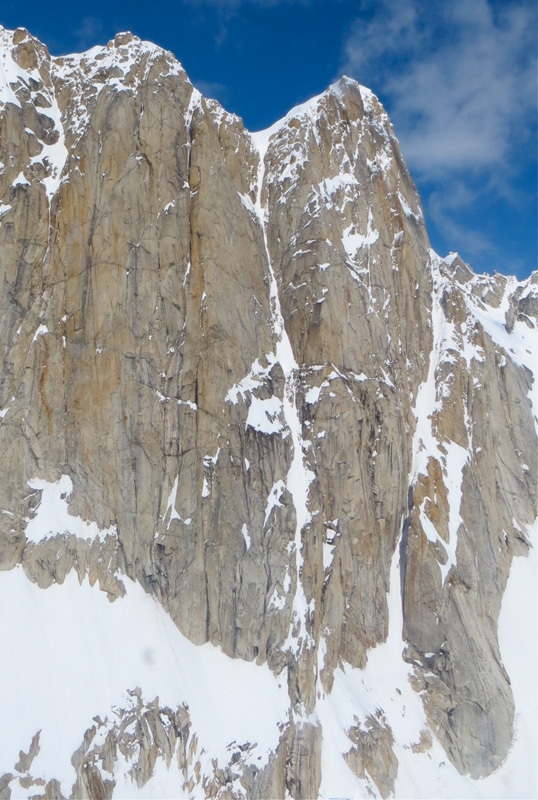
[203, 447, 220, 467]
[438, 439, 468, 582]
[32, 323, 49, 341]
[0, 568, 289, 797]
[185, 85, 203, 127]
[342, 207, 379, 261]
[225, 357, 273, 404]
[318, 513, 538, 798]
[250, 92, 320, 159]
[241, 523, 251, 550]
[318, 538, 441, 799]
[0, 28, 27, 109]
[157, 389, 197, 411]
[12, 171, 30, 186]
[238, 191, 257, 216]
[459, 268, 538, 428]
[466, 277, 535, 372]
[163, 475, 191, 528]
[246, 394, 284, 434]
[48, 32, 188, 161]
[25, 475, 116, 544]
[121, 755, 185, 800]
[272, 570, 291, 611]
[249, 124, 316, 666]
[415, 435, 469, 583]
[35, 92, 68, 202]
[410, 252, 478, 583]
[305, 385, 322, 404]
[263, 480, 286, 527]
[410, 252, 537, 583]
[322, 541, 336, 572]
[398, 190, 422, 222]
[0, 28, 67, 207]
[251, 77, 369, 156]
[481, 517, 537, 799]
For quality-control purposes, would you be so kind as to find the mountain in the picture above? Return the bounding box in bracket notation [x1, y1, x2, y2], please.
[0, 25, 536, 800]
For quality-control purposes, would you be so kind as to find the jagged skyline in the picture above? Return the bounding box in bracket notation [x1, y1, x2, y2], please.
[0, 0, 536, 279]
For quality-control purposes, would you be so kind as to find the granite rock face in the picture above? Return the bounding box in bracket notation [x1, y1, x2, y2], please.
[0, 25, 536, 799]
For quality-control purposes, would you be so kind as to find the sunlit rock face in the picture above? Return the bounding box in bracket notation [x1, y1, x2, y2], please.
[0, 25, 536, 800]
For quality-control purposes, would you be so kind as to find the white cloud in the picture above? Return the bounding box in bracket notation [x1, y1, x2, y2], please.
[341, 0, 536, 271]
[342, 0, 420, 74]
[342, 0, 537, 176]
[74, 16, 104, 51]
[427, 182, 495, 255]
[191, 78, 230, 105]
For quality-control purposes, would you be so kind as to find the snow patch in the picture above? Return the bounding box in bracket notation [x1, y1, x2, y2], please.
[343, 207, 379, 260]
[32, 324, 49, 341]
[246, 395, 284, 434]
[264, 480, 286, 527]
[410, 252, 476, 582]
[305, 385, 321, 404]
[163, 476, 191, 529]
[242, 523, 251, 550]
[0, 568, 289, 796]
[12, 171, 30, 187]
[25, 475, 116, 544]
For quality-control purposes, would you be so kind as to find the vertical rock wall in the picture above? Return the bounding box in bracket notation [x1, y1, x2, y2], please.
[0, 25, 536, 799]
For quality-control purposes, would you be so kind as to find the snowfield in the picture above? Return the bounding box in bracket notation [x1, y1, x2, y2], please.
[0, 568, 289, 798]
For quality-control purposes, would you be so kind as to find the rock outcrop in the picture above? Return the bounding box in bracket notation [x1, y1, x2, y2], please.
[0, 25, 536, 799]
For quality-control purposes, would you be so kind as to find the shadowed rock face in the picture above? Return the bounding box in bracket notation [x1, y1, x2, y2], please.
[0, 25, 536, 799]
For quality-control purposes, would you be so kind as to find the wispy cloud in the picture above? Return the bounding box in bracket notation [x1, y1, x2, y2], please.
[74, 16, 104, 51]
[341, 0, 537, 269]
[342, 0, 537, 176]
[191, 78, 230, 105]
[427, 182, 494, 255]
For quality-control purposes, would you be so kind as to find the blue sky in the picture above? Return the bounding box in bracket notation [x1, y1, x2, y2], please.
[1, 0, 536, 279]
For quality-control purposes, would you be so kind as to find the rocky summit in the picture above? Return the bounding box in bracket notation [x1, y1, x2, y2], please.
[0, 25, 536, 800]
